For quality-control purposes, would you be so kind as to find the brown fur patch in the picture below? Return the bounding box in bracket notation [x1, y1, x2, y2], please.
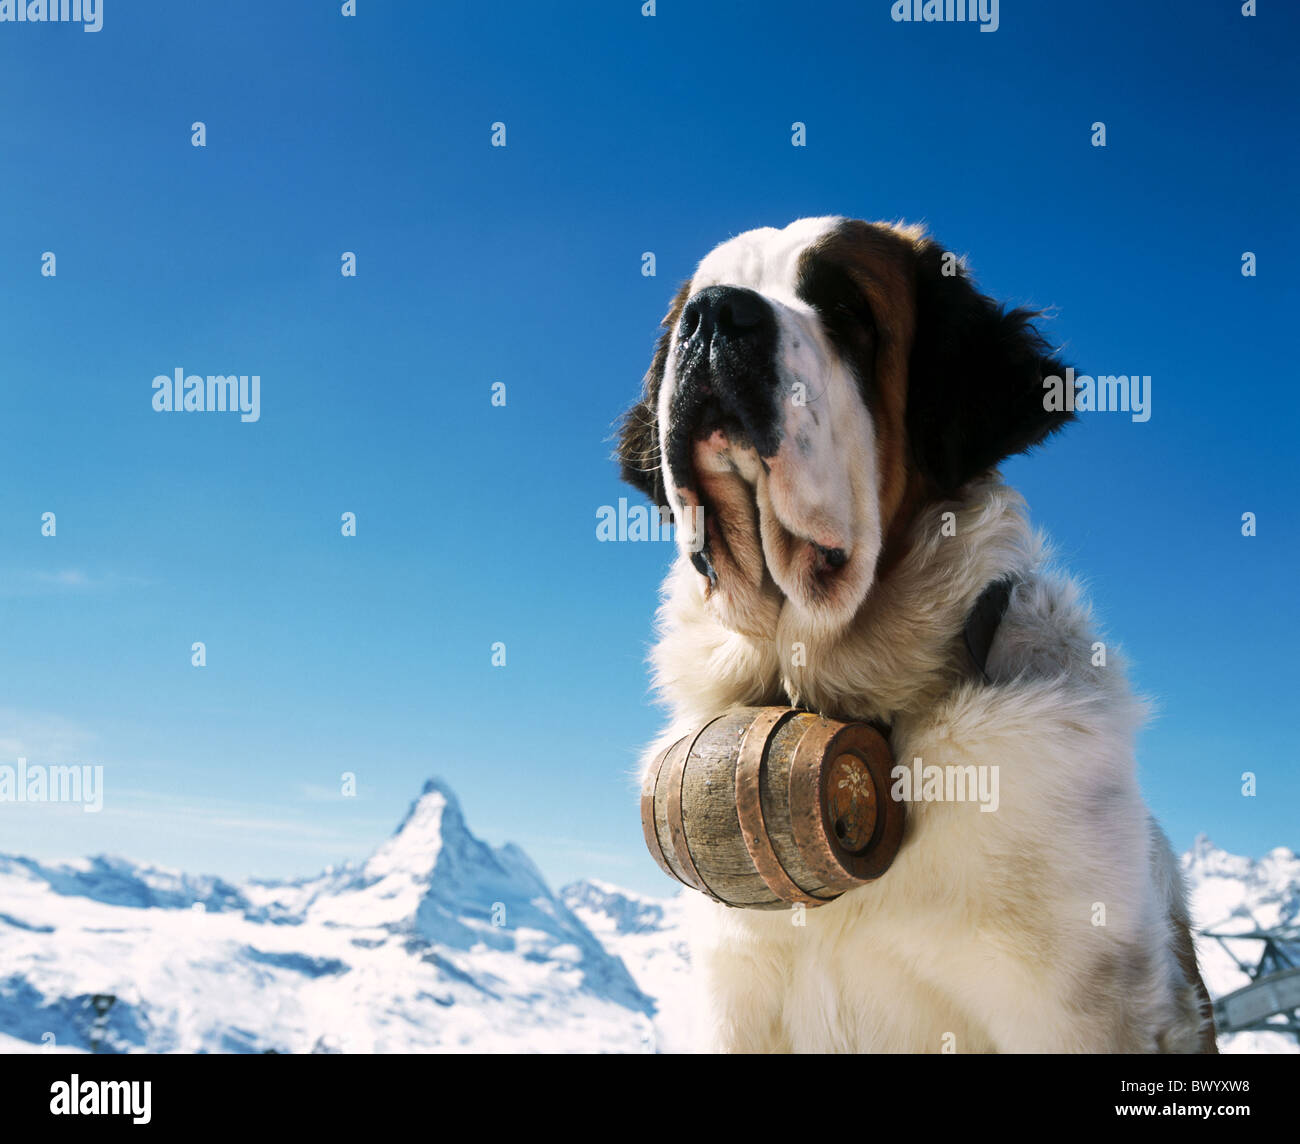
[795, 221, 930, 575]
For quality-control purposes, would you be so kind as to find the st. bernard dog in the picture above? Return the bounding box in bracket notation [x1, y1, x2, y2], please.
[617, 216, 1216, 1054]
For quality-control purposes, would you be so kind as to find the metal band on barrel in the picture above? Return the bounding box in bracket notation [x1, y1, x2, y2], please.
[788, 717, 856, 892]
[734, 708, 822, 905]
[640, 738, 682, 882]
[666, 718, 724, 901]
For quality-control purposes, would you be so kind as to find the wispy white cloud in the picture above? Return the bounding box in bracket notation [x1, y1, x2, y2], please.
[34, 569, 90, 587]
[0, 708, 96, 764]
[0, 786, 394, 869]
[101, 788, 394, 851]
[0, 569, 155, 598]
[296, 781, 374, 804]
[509, 834, 651, 870]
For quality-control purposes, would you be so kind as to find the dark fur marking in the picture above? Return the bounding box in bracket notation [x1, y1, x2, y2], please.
[615, 280, 693, 512]
[907, 242, 1075, 495]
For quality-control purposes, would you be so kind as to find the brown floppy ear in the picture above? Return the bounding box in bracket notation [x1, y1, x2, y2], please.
[616, 281, 692, 511]
[906, 241, 1074, 496]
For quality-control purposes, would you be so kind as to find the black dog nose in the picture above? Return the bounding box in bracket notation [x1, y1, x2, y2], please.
[666, 285, 783, 475]
[679, 286, 772, 348]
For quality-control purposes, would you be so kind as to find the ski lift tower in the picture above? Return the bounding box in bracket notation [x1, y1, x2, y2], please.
[1203, 923, 1300, 1046]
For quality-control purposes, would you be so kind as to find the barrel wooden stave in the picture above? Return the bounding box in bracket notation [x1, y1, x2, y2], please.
[674, 709, 776, 906]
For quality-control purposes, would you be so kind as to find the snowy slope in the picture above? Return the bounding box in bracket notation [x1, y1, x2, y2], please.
[561, 878, 694, 1052]
[0, 779, 653, 1053]
[1184, 836, 1300, 1054]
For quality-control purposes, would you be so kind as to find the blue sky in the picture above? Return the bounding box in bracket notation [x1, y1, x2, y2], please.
[0, 1, 1295, 898]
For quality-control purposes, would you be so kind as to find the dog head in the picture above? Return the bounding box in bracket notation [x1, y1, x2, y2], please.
[618, 217, 1071, 639]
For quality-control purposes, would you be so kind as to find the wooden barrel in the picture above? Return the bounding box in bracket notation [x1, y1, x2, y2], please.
[641, 707, 905, 909]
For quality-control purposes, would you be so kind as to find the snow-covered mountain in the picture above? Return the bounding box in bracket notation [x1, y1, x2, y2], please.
[561, 878, 693, 1052]
[0, 784, 1294, 1054]
[0, 778, 653, 1053]
[1183, 835, 1300, 1054]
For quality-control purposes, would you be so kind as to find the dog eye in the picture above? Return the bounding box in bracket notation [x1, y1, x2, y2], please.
[802, 265, 874, 334]
[832, 285, 875, 335]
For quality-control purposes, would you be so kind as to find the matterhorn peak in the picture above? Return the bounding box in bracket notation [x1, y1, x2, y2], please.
[366, 777, 470, 877]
